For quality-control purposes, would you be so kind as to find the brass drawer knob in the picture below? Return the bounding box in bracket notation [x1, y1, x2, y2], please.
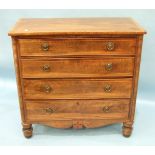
[105, 63, 113, 71]
[41, 43, 49, 51]
[104, 84, 112, 92]
[42, 85, 52, 93]
[106, 42, 115, 51]
[103, 106, 110, 113]
[42, 65, 50, 72]
[44, 108, 54, 114]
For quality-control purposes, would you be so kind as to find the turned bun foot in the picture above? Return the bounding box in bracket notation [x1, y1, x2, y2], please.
[122, 126, 132, 137]
[122, 121, 133, 137]
[22, 123, 33, 138]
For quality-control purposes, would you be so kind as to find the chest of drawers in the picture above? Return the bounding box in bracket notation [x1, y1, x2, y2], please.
[9, 18, 146, 138]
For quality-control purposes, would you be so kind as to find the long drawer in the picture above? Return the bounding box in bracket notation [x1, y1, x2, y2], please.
[23, 79, 132, 99]
[25, 99, 130, 121]
[19, 38, 136, 57]
[21, 58, 134, 78]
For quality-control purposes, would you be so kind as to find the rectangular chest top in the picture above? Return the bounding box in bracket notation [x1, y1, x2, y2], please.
[8, 18, 146, 36]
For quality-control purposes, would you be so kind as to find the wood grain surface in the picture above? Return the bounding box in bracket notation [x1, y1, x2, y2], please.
[21, 57, 134, 78]
[19, 38, 136, 56]
[8, 18, 146, 36]
[23, 79, 132, 99]
[25, 99, 129, 121]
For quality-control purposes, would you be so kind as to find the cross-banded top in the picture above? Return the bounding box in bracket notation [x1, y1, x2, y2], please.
[8, 18, 146, 36]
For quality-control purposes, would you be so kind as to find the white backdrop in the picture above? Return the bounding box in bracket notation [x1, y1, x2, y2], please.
[0, 9, 155, 145]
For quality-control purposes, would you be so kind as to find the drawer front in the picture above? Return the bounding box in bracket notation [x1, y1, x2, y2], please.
[25, 99, 130, 121]
[21, 58, 134, 78]
[19, 38, 136, 56]
[23, 79, 132, 99]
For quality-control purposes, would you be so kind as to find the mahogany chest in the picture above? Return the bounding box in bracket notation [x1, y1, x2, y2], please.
[8, 18, 146, 138]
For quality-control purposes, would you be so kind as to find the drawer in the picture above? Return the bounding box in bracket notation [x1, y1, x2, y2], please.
[21, 58, 134, 78]
[25, 99, 130, 121]
[19, 38, 136, 56]
[23, 79, 132, 99]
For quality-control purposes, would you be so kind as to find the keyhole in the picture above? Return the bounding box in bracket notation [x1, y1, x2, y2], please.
[76, 102, 80, 105]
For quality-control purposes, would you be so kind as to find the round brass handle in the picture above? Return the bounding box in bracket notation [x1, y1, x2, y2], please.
[105, 63, 113, 71]
[104, 84, 112, 92]
[106, 42, 115, 51]
[103, 106, 110, 113]
[42, 85, 52, 93]
[44, 108, 54, 114]
[42, 65, 50, 72]
[41, 43, 49, 51]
